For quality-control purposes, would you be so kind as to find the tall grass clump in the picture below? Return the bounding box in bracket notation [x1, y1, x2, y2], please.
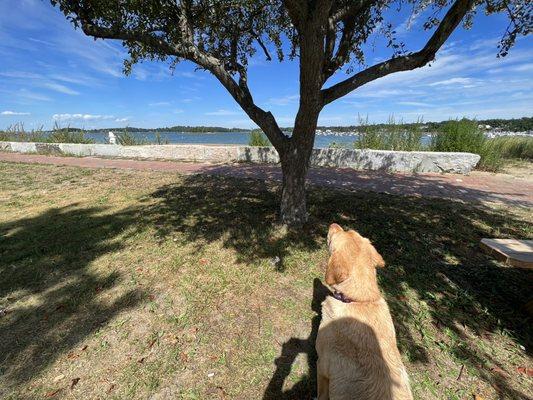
[431, 118, 502, 171]
[355, 116, 423, 151]
[116, 129, 146, 145]
[152, 131, 169, 145]
[248, 129, 271, 146]
[48, 122, 94, 144]
[485, 136, 533, 160]
[0, 123, 48, 142]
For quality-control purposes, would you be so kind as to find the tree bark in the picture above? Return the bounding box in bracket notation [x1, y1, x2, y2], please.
[279, 143, 311, 226]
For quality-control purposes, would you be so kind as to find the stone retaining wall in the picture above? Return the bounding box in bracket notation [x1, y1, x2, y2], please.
[0, 141, 480, 174]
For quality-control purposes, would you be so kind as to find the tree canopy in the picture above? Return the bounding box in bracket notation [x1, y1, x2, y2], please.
[51, 0, 532, 224]
[51, 1, 530, 142]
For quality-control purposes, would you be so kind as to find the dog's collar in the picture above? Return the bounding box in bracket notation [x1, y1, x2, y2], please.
[332, 291, 355, 303]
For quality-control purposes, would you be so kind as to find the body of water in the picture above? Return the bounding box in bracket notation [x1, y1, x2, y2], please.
[87, 131, 432, 149]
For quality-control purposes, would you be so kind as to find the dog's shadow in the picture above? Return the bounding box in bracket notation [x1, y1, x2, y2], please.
[263, 278, 330, 400]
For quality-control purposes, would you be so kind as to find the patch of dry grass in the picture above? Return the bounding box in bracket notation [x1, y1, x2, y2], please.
[0, 162, 531, 399]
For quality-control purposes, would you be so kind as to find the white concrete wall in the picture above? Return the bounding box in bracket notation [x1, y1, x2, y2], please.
[0, 141, 480, 174]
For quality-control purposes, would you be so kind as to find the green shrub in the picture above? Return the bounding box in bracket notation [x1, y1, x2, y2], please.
[248, 129, 271, 146]
[430, 119, 485, 153]
[354, 116, 423, 151]
[328, 141, 350, 149]
[485, 136, 533, 160]
[431, 119, 502, 171]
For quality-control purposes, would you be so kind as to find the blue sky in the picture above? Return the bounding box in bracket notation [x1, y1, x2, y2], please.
[0, 0, 531, 130]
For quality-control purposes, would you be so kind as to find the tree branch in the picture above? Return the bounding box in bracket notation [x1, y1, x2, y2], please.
[78, 17, 287, 150]
[323, 0, 375, 80]
[254, 33, 272, 61]
[283, 0, 306, 29]
[322, 0, 475, 105]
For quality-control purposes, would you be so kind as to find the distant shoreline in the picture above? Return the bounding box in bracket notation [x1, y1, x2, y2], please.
[41, 116, 532, 134]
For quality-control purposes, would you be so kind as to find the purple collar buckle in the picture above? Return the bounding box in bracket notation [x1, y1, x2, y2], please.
[332, 291, 354, 303]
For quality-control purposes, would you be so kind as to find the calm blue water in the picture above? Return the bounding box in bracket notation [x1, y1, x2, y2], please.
[86, 131, 431, 149]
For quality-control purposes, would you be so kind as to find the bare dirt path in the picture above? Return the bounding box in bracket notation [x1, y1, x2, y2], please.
[1, 151, 531, 207]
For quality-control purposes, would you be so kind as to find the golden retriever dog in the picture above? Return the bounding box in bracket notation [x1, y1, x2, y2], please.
[315, 223, 412, 400]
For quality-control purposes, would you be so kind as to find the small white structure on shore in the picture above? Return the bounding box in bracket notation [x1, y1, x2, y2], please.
[108, 131, 117, 144]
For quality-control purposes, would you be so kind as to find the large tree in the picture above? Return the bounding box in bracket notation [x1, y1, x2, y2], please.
[51, 0, 530, 225]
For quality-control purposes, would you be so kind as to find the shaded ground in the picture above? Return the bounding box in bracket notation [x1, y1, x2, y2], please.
[0, 152, 531, 207]
[0, 162, 532, 400]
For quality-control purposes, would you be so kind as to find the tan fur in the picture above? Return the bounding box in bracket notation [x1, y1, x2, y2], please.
[316, 223, 413, 400]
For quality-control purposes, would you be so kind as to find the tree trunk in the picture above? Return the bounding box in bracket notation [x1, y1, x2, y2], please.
[280, 150, 309, 226]
[278, 129, 315, 226]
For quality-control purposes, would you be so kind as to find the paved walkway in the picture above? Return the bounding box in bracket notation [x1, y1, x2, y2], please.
[1, 152, 531, 207]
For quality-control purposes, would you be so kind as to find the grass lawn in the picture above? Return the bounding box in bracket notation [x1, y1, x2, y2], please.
[0, 161, 531, 399]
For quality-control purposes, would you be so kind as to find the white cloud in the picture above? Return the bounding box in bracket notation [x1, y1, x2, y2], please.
[181, 97, 201, 103]
[43, 82, 79, 95]
[345, 89, 408, 99]
[53, 113, 115, 121]
[267, 94, 299, 106]
[174, 109, 184, 114]
[115, 117, 130, 122]
[177, 71, 195, 78]
[488, 63, 533, 74]
[429, 77, 473, 86]
[1, 110, 30, 116]
[15, 89, 52, 102]
[205, 109, 241, 116]
[397, 101, 433, 107]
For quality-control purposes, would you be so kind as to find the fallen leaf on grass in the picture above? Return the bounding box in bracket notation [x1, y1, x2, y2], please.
[52, 374, 64, 383]
[45, 388, 61, 398]
[474, 395, 485, 400]
[164, 334, 179, 345]
[516, 367, 533, 376]
[490, 366, 507, 376]
[106, 383, 116, 394]
[70, 378, 80, 389]
[199, 258, 209, 265]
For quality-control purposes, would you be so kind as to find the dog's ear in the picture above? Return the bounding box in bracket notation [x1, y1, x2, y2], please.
[368, 242, 385, 268]
[325, 251, 350, 286]
[327, 223, 344, 247]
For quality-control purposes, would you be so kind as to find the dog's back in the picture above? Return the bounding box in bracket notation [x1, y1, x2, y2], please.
[316, 297, 412, 400]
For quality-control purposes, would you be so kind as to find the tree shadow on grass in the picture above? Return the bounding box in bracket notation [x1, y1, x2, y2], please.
[143, 174, 531, 399]
[0, 205, 145, 391]
[146, 175, 322, 268]
[1, 172, 530, 399]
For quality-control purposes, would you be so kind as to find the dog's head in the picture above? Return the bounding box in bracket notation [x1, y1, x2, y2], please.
[325, 223, 385, 290]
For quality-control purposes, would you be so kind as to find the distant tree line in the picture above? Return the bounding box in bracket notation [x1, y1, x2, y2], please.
[313, 117, 533, 133]
[70, 126, 252, 133]
[23, 117, 531, 135]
